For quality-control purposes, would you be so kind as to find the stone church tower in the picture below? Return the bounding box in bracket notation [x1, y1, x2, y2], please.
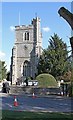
[10, 17, 42, 84]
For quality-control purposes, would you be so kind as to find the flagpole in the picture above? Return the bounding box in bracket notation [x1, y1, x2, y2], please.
[19, 12, 20, 25]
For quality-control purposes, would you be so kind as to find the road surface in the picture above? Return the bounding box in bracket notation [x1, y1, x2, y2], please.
[0, 94, 73, 112]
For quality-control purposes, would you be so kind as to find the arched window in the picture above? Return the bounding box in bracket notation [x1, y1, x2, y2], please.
[23, 61, 31, 77]
[25, 32, 27, 40]
[27, 32, 29, 40]
[23, 32, 29, 41]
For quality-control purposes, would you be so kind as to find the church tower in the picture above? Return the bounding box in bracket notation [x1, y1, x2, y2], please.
[10, 17, 42, 84]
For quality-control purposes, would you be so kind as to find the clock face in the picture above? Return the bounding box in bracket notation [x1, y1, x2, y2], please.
[24, 45, 27, 50]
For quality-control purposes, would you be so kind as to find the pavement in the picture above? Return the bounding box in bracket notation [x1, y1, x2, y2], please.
[0, 93, 9, 97]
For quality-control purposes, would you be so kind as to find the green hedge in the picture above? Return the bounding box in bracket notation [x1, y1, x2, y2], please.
[36, 73, 58, 88]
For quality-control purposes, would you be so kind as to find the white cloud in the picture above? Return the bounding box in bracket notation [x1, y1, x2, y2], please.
[42, 27, 50, 32]
[0, 51, 5, 59]
[10, 26, 15, 31]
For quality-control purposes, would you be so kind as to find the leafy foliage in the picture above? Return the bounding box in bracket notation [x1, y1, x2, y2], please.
[6, 71, 10, 81]
[0, 60, 7, 80]
[36, 73, 58, 88]
[38, 34, 71, 80]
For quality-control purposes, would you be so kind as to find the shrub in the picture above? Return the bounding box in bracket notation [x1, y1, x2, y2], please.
[36, 73, 58, 88]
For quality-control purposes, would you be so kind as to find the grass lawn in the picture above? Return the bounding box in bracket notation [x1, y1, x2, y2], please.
[0, 110, 73, 120]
